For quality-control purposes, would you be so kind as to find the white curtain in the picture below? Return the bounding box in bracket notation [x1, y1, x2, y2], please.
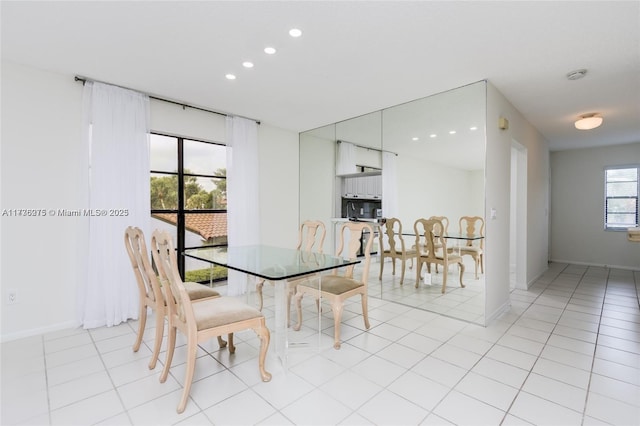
[336, 141, 357, 175]
[382, 152, 399, 218]
[226, 116, 259, 295]
[77, 82, 150, 329]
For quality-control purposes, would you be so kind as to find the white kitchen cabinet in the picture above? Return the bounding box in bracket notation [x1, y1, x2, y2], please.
[341, 174, 382, 199]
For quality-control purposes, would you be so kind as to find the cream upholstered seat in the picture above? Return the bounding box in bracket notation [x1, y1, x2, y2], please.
[293, 221, 374, 349]
[379, 218, 416, 285]
[123, 226, 222, 370]
[151, 229, 271, 414]
[414, 218, 465, 294]
[455, 215, 485, 279]
[256, 220, 326, 325]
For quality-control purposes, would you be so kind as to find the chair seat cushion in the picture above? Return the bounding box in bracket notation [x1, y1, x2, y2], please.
[192, 297, 263, 331]
[184, 281, 220, 300]
[383, 249, 417, 256]
[162, 282, 220, 302]
[300, 275, 363, 295]
[459, 246, 482, 255]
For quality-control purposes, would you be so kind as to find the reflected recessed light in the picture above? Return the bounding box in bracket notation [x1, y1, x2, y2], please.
[430, 134, 437, 138]
[470, 126, 478, 131]
[289, 28, 302, 37]
[242, 61, 254, 68]
[449, 130, 456, 134]
[412, 137, 419, 141]
[264, 47, 276, 54]
[225, 74, 236, 80]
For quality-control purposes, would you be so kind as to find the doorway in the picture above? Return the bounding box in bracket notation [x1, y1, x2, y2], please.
[510, 141, 527, 290]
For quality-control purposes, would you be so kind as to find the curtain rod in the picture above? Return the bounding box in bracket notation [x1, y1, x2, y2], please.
[337, 140, 398, 156]
[74, 76, 261, 125]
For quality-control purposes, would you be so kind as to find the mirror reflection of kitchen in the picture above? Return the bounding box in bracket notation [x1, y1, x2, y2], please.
[299, 80, 487, 326]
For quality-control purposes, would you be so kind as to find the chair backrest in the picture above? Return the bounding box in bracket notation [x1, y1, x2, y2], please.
[335, 222, 374, 283]
[414, 218, 448, 261]
[124, 226, 162, 304]
[380, 217, 407, 255]
[150, 229, 193, 327]
[297, 220, 326, 253]
[458, 216, 484, 248]
[428, 216, 449, 236]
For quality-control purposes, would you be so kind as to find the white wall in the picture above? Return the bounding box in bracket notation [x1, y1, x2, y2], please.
[550, 143, 640, 269]
[0, 61, 299, 341]
[485, 82, 550, 323]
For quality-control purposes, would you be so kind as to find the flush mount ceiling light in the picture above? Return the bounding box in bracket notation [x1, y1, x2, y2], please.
[225, 74, 236, 80]
[242, 61, 254, 68]
[575, 113, 603, 130]
[289, 28, 302, 37]
[264, 47, 276, 55]
[566, 69, 587, 80]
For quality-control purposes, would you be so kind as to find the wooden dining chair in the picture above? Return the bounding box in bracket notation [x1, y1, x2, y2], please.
[414, 218, 465, 293]
[256, 220, 326, 326]
[379, 217, 416, 285]
[456, 215, 485, 279]
[410, 215, 449, 271]
[123, 226, 222, 370]
[151, 229, 271, 414]
[293, 221, 374, 349]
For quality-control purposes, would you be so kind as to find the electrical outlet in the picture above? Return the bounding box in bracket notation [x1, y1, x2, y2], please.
[7, 289, 18, 305]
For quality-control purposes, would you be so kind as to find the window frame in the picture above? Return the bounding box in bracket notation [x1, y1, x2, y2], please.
[150, 132, 227, 279]
[604, 165, 639, 231]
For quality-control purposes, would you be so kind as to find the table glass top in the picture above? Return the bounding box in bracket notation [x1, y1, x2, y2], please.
[184, 245, 361, 281]
[402, 232, 484, 240]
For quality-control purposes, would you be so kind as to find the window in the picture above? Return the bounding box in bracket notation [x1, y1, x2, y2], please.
[604, 166, 639, 230]
[150, 133, 228, 282]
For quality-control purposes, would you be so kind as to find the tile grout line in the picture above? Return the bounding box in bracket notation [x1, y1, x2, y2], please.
[579, 266, 611, 426]
[497, 263, 591, 425]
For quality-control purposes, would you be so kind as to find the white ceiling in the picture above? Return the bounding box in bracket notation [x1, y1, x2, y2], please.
[2, 1, 639, 151]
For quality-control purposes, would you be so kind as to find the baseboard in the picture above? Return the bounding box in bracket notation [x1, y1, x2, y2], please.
[0, 320, 80, 343]
[550, 258, 640, 272]
[485, 299, 511, 326]
[526, 267, 548, 289]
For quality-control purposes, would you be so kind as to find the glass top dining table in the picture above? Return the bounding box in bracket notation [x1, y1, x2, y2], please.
[183, 245, 361, 281]
[402, 232, 484, 240]
[183, 245, 361, 368]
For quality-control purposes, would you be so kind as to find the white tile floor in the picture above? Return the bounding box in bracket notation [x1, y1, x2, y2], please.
[2, 263, 639, 425]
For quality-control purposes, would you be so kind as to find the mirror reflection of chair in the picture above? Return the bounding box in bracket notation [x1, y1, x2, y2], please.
[456, 215, 485, 279]
[256, 220, 326, 325]
[151, 230, 271, 414]
[294, 221, 374, 349]
[123, 226, 222, 370]
[379, 218, 416, 285]
[409, 215, 449, 272]
[414, 218, 465, 294]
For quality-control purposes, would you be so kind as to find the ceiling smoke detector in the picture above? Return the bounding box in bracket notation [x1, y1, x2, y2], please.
[566, 69, 587, 80]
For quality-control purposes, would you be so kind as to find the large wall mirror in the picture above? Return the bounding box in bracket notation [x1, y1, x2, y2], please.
[300, 81, 487, 325]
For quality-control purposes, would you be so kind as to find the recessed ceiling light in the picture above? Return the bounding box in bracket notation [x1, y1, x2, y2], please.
[264, 47, 276, 55]
[289, 28, 302, 37]
[242, 61, 254, 68]
[225, 74, 236, 80]
[470, 126, 478, 131]
[449, 130, 456, 135]
[412, 137, 419, 141]
[430, 134, 437, 138]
